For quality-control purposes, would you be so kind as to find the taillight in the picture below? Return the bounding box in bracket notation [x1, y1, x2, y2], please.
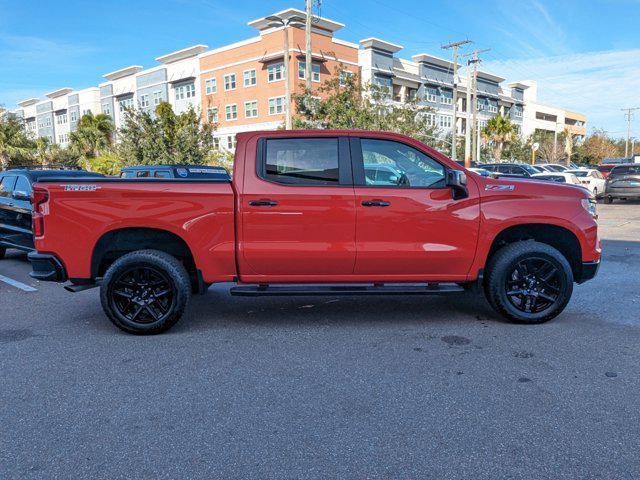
[31, 186, 49, 237]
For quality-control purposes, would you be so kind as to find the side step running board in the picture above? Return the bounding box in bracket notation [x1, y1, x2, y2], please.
[230, 283, 465, 297]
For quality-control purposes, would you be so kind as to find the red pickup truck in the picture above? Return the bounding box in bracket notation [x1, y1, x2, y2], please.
[28, 130, 600, 334]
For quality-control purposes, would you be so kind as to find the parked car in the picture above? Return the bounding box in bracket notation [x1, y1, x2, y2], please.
[0, 168, 103, 259]
[537, 163, 569, 173]
[364, 164, 407, 186]
[566, 169, 606, 198]
[467, 167, 494, 177]
[531, 172, 583, 186]
[120, 165, 230, 180]
[480, 163, 542, 178]
[596, 164, 616, 178]
[604, 164, 640, 203]
[29, 130, 599, 334]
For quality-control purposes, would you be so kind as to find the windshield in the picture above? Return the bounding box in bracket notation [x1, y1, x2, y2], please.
[522, 165, 541, 175]
[570, 171, 589, 177]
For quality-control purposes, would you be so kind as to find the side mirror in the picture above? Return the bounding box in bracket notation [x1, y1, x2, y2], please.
[12, 190, 30, 201]
[446, 170, 468, 200]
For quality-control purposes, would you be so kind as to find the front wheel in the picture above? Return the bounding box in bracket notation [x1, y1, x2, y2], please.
[100, 249, 192, 334]
[605, 196, 614, 204]
[484, 241, 573, 324]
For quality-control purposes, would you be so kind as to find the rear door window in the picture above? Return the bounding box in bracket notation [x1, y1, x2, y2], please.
[136, 170, 151, 178]
[262, 138, 341, 185]
[14, 176, 31, 195]
[153, 170, 172, 178]
[0, 176, 16, 197]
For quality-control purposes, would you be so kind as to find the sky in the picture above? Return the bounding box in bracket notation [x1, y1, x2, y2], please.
[1, 0, 639, 137]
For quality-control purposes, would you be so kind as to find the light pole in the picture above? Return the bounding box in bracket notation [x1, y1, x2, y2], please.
[266, 15, 306, 130]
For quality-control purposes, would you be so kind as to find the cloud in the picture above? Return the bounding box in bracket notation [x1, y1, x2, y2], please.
[484, 49, 640, 137]
[0, 35, 98, 72]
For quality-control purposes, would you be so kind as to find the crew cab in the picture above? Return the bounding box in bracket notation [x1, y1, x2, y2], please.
[28, 130, 601, 334]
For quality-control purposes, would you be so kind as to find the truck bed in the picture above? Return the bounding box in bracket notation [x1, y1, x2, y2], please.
[34, 178, 237, 283]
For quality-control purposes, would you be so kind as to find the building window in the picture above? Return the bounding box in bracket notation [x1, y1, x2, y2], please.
[227, 135, 236, 150]
[426, 88, 438, 103]
[205, 78, 217, 95]
[56, 113, 68, 125]
[267, 62, 283, 82]
[514, 106, 523, 118]
[207, 107, 218, 123]
[224, 74, 236, 91]
[139, 95, 149, 108]
[244, 100, 258, 118]
[243, 69, 257, 87]
[424, 112, 436, 126]
[339, 69, 354, 87]
[487, 103, 498, 113]
[175, 83, 195, 101]
[102, 103, 111, 115]
[57, 133, 69, 144]
[225, 104, 237, 121]
[82, 109, 91, 116]
[298, 62, 321, 82]
[373, 75, 392, 96]
[119, 97, 134, 112]
[213, 137, 220, 149]
[268, 96, 285, 115]
[438, 114, 452, 129]
[441, 94, 453, 105]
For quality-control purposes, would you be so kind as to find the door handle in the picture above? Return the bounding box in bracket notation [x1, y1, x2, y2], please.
[361, 200, 390, 207]
[249, 199, 278, 207]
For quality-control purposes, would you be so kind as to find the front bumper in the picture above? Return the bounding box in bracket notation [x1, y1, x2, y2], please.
[577, 260, 600, 284]
[28, 252, 67, 282]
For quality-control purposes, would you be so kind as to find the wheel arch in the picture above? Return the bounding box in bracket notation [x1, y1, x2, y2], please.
[91, 227, 198, 283]
[485, 223, 582, 280]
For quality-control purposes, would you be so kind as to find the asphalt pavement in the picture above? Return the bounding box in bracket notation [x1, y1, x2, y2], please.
[1, 203, 639, 479]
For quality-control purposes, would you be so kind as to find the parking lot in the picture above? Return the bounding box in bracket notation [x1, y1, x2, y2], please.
[1, 202, 639, 479]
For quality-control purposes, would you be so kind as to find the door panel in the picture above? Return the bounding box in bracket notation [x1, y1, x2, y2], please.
[239, 136, 356, 277]
[352, 137, 480, 279]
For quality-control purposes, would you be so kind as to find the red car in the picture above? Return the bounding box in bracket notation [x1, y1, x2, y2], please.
[597, 164, 616, 178]
[28, 130, 601, 334]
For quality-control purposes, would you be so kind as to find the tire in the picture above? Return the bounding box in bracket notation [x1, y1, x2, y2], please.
[0, 247, 5, 260]
[484, 241, 573, 324]
[100, 249, 191, 334]
[605, 196, 614, 204]
[593, 187, 598, 198]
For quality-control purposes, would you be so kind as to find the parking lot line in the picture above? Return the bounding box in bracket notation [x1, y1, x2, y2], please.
[0, 274, 38, 292]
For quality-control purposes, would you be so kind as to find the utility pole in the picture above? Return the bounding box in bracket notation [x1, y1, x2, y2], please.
[266, 15, 306, 129]
[305, 0, 313, 92]
[464, 62, 472, 166]
[441, 39, 471, 162]
[622, 107, 639, 157]
[462, 48, 490, 165]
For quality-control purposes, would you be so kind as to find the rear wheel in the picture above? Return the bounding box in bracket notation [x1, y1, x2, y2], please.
[0, 247, 5, 260]
[100, 249, 191, 334]
[484, 241, 573, 324]
[605, 196, 614, 204]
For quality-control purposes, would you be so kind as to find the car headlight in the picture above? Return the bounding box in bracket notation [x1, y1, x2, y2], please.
[581, 197, 597, 219]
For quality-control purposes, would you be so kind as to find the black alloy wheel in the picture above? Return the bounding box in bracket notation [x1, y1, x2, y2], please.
[505, 257, 561, 314]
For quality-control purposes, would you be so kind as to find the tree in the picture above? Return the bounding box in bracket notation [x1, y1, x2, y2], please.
[117, 102, 215, 166]
[293, 71, 441, 149]
[69, 112, 114, 169]
[0, 115, 35, 169]
[481, 114, 516, 162]
[573, 129, 619, 165]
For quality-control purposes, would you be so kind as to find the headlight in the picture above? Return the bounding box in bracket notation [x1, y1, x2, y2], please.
[581, 198, 597, 219]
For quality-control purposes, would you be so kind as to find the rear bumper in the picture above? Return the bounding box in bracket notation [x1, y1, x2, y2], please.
[28, 252, 67, 282]
[577, 260, 600, 284]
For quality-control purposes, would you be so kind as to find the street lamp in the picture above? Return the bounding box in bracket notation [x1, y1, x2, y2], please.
[266, 15, 306, 130]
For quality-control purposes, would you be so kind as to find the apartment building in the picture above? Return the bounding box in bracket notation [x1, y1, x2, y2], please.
[99, 44, 208, 130]
[12, 87, 101, 145]
[358, 38, 525, 142]
[199, 8, 359, 150]
[518, 80, 586, 142]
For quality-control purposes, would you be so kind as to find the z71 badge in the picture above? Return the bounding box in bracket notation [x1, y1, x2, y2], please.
[485, 184, 515, 191]
[63, 184, 101, 192]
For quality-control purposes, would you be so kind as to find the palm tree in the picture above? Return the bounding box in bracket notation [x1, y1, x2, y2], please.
[481, 114, 516, 162]
[70, 112, 114, 168]
[0, 116, 35, 170]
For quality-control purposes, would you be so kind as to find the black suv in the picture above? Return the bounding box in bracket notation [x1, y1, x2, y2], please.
[0, 168, 103, 258]
[480, 163, 542, 178]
